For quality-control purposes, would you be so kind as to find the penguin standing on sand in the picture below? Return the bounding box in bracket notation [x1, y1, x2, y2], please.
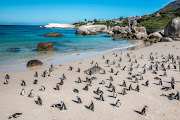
[141, 105, 148, 115]
[20, 89, 25, 96]
[115, 99, 121, 107]
[21, 80, 26, 86]
[37, 96, 42, 106]
[89, 101, 94, 111]
[77, 96, 82, 103]
[40, 86, 45, 91]
[28, 89, 34, 98]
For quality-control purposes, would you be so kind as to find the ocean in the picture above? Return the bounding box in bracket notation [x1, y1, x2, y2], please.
[0, 25, 141, 69]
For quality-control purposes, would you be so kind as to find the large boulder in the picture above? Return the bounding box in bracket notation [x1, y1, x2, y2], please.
[160, 37, 174, 42]
[76, 25, 107, 35]
[37, 42, 55, 51]
[134, 32, 147, 39]
[164, 17, 180, 38]
[27, 60, 43, 67]
[43, 33, 63, 37]
[148, 30, 164, 39]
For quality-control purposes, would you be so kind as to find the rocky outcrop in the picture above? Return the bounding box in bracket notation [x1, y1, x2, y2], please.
[160, 37, 174, 42]
[148, 30, 164, 42]
[27, 60, 43, 67]
[76, 25, 107, 35]
[113, 38, 118, 41]
[43, 33, 63, 37]
[164, 17, 180, 38]
[37, 42, 55, 51]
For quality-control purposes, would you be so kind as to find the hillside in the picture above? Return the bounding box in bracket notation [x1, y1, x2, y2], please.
[156, 0, 180, 13]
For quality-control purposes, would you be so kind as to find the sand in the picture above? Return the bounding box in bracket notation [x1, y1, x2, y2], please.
[0, 41, 180, 120]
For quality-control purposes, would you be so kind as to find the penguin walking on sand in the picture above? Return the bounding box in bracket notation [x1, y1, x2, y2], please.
[20, 89, 25, 96]
[135, 84, 140, 92]
[122, 88, 127, 95]
[8, 113, 22, 119]
[122, 80, 126, 87]
[99, 94, 104, 101]
[21, 80, 26, 86]
[77, 96, 82, 103]
[113, 92, 117, 98]
[100, 80, 105, 85]
[84, 85, 88, 91]
[37, 96, 42, 106]
[34, 71, 38, 77]
[145, 80, 149, 87]
[56, 84, 60, 90]
[159, 79, 162, 85]
[77, 77, 82, 83]
[141, 105, 148, 115]
[89, 101, 94, 111]
[5, 74, 10, 80]
[4, 79, 8, 85]
[115, 99, 121, 107]
[28, 89, 34, 98]
[40, 86, 45, 91]
[60, 101, 67, 110]
[128, 84, 133, 91]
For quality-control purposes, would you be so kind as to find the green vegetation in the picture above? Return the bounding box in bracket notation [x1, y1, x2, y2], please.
[137, 8, 180, 34]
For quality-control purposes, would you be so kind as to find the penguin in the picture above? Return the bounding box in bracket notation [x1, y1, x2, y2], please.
[89, 101, 94, 111]
[135, 84, 139, 92]
[118, 63, 121, 68]
[99, 94, 104, 101]
[5, 74, 10, 79]
[4, 79, 8, 85]
[8, 113, 22, 119]
[114, 71, 119, 75]
[60, 101, 67, 110]
[122, 88, 127, 95]
[111, 68, 114, 73]
[122, 80, 126, 87]
[122, 66, 126, 70]
[113, 92, 117, 98]
[110, 76, 113, 81]
[175, 91, 179, 100]
[79, 60, 83, 64]
[77, 68, 80, 73]
[62, 74, 66, 80]
[96, 87, 100, 95]
[77, 77, 82, 83]
[56, 84, 60, 90]
[159, 79, 162, 85]
[145, 80, 149, 87]
[128, 84, 133, 91]
[73, 88, 79, 93]
[77, 96, 82, 103]
[40, 86, 45, 91]
[100, 80, 105, 85]
[21, 80, 26, 86]
[91, 61, 94, 64]
[109, 82, 112, 88]
[34, 71, 38, 77]
[60, 79, 64, 85]
[28, 89, 34, 98]
[20, 89, 25, 96]
[33, 79, 38, 84]
[141, 105, 148, 115]
[115, 99, 121, 107]
[52, 104, 61, 108]
[37, 96, 42, 106]
[112, 86, 116, 92]
[102, 55, 105, 59]
[69, 66, 73, 71]
[84, 85, 88, 91]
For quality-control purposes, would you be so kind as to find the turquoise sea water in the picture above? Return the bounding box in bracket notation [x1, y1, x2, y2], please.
[0, 25, 140, 67]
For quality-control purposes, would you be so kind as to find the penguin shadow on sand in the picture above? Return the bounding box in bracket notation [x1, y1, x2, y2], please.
[110, 103, 116, 107]
[94, 97, 100, 100]
[108, 95, 114, 98]
[72, 100, 79, 104]
[133, 110, 142, 115]
[84, 105, 90, 110]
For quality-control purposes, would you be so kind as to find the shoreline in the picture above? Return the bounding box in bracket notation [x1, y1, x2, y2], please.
[0, 40, 143, 73]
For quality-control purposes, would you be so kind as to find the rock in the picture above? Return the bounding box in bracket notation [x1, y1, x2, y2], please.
[108, 31, 114, 34]
[164, 17, 180, 38]
[43, 33, 63, 37]
[148, 30, 164, 39]
[134, 32, 146, 40]
[76, 25, 107, 35]
[113, 38, 118, 41]
[37, 42, 55, 51]
[101, 30, 109, 33]
[27, 60, 43, 67]
[160, 37, 174, 42]
[8, 48, 20, 52]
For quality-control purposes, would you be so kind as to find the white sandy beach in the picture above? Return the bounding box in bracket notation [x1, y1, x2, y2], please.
[0, 41, 180, 120]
